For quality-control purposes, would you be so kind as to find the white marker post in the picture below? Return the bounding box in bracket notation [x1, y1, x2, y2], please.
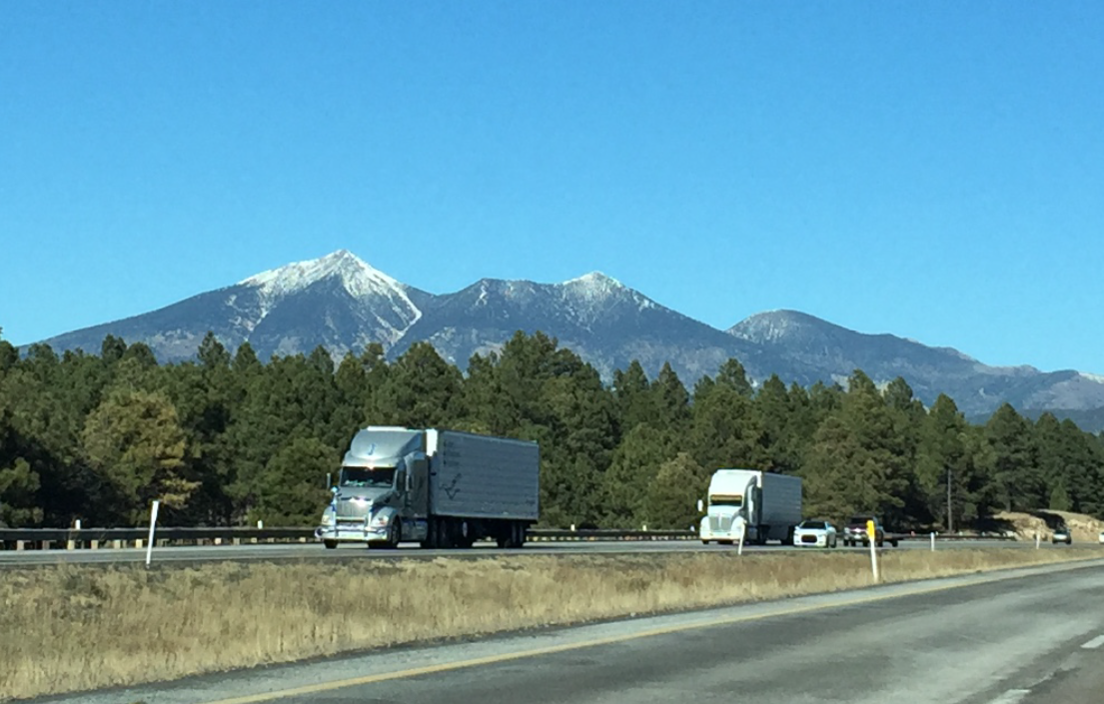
[930, 532, 936, 552]
[145, 500, 160, 568]
[736, 515, 746, 556]
[1035, 531, 1041, 550]
[867, 520, 880, 583]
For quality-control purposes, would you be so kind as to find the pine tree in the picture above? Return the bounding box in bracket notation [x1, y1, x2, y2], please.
[643, 453, 706, 529]
[81, 389, 196, 523]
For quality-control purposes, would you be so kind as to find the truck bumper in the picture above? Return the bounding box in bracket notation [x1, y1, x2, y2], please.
[700, 530, 745, 542]
[315, 525, 388, 543]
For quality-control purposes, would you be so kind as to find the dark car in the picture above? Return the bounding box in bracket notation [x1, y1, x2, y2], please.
[842, 516, 897, 547]
[1052, 526, 1072, 545]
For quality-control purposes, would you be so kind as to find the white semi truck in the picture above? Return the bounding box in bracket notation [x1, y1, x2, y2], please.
[315, 427, 539, 549]
[698, 469, 803, 545]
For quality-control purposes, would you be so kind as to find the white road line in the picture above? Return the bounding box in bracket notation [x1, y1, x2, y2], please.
[988, 690, 1030, 704]
[1081, 634, 1104, 649]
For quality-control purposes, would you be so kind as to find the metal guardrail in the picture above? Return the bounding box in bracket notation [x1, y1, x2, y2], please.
[0, 526, 698, 550]
[0, 526, 1019, 550]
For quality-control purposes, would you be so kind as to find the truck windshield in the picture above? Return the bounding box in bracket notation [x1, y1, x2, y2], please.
[710, 494, 743, 507]
[340, 467, 396, 488]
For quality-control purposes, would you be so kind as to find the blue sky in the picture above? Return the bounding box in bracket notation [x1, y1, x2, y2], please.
[2, 2, 1102, 373]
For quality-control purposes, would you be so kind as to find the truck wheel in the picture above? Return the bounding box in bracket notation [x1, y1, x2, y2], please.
[386, 521, 401, 549]
[890, 539, 899, 547]
[323, 540, 338, 550]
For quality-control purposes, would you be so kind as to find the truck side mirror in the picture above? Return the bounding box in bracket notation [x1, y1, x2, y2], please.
[330, 486, 338, 495]
[697, 499, 704, 513]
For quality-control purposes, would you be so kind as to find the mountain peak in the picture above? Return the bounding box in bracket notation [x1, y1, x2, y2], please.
[563, 271, 623, 289]
[727, 309, 835, 343]
[241, 250, 405, 300]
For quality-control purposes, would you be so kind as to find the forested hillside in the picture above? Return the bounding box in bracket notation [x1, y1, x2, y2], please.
[1, 330, 1102, 531]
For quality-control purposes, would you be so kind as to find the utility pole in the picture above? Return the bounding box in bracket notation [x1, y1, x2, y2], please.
[946, 467, 953, 534]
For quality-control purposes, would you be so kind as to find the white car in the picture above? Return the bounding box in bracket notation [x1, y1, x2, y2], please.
[1098, 531, 1104, 545]
[793, 519, 838, 548]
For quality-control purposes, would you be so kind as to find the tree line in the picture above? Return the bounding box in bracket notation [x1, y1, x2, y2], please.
[1, 330, 1102, 531]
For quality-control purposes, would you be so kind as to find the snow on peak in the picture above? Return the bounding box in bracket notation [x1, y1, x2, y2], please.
[239, 250, 422, 330]
[1079, 372, 1104, 384]
[563, 271, 624, 289]
[559, 271, 655, 312]
[242, 250, 404, 300]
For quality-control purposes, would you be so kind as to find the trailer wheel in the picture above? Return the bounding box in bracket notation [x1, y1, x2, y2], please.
[457, 520, 475, 549]
[323, 540, 338, 550]
[420, 517, 438, 549]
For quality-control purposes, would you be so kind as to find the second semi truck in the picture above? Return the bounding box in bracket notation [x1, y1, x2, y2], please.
[698, 469, 803, 545]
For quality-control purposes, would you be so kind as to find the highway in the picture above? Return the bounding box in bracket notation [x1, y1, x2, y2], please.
[29, 559, 1104, 704]
[0, 536, 1059, 567]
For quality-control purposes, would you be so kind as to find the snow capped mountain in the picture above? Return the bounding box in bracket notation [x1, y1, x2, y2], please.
[30, 249, 1104, 425]
[238, 249, 423, 341]
[242, 250, 417, 314]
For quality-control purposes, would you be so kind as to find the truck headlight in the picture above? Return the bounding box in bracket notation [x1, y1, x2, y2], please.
[321, 511, 334, 526]
[370, 513, 389, 527]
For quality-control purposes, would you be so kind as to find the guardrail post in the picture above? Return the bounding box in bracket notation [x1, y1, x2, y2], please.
[16, 540, 26, 551]
[145, 500, 160, 567]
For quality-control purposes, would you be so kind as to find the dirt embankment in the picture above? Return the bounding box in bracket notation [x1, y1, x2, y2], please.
[995, 510, 1104, 543]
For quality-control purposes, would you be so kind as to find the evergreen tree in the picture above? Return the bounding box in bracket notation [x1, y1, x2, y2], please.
[373, 342, 460, 427]
[612, 360, 653, 433]
[651, 362, 691, 433]
[254, 437, 337, 526]
[690, 382, 766, 472]
[802, 370, 910, 525]
[985, 404, 1040, 511]
[643, 452, 706, 529]
[80, 389, 196, 523]
[602, 424, 676, 528]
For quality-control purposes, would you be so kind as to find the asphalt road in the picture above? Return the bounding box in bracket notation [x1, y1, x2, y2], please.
[31, 559, 1104, 704]
[0, 536, 1065, 567]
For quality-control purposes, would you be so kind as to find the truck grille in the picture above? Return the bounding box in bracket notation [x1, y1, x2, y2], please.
[709, 515, 733, 532]
[335, 498, 370, 519]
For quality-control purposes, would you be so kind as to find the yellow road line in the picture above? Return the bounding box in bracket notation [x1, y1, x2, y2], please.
[201, 559, 1103, 704]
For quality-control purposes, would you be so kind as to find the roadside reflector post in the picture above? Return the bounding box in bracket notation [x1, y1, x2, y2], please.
[145, 500, 160, 568]
[867, 520, 879, 582]
[736, 517, 746, 556]
[930, 532, 935, 552]
[1035, 531, 1040, 550]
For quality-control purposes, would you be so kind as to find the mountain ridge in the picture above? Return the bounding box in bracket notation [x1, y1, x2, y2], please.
[29, 250, 1104, 422]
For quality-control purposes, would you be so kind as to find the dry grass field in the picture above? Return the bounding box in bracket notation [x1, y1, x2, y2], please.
[1, 547, 1100, 701]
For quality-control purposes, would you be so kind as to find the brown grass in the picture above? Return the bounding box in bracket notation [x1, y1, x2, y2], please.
[1, 547, 1100, 701]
